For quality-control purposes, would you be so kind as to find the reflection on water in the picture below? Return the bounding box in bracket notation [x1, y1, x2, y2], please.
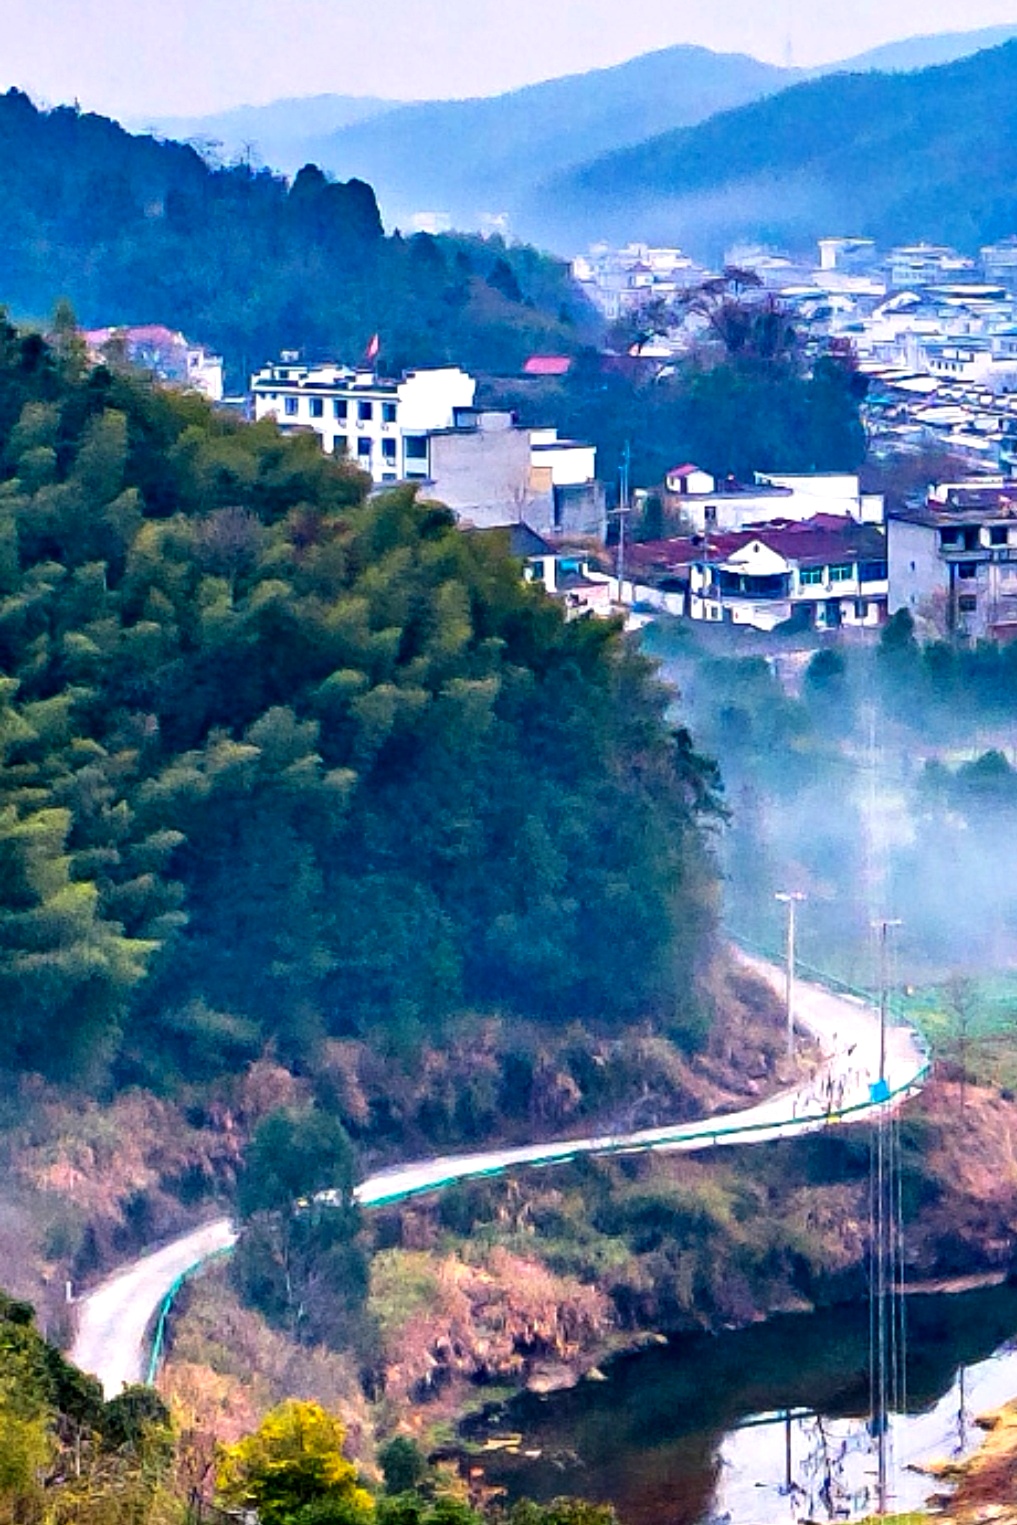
[472, 1286, 1017, 1525]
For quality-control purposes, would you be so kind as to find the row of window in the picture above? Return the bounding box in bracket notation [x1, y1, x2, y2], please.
[798, 561, 887, 586]
[331, 435, 429, 466]
[280, 395, 398, 423]
[940, 525, 1011, 549]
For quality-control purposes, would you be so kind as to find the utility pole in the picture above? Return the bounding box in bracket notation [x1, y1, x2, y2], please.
[616, 440, 631, 605]
[871, 916, 902, 1519]
[874, 918, 903, 1087]
[775, 891, 805, 1061]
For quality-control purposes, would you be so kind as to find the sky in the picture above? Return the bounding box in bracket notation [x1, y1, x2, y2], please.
[4, 0, 1017, 118]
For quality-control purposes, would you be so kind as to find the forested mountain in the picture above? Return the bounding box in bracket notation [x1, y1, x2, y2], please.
[534, 40, 1017, 256]
[232, 46, 792, 229]
[166, 24, 1017, 248]
[833, 22, 1017, 73]
[0, 90, 591, 387]
[134, 93, 401, 166]
[0, 323, 721, 1093]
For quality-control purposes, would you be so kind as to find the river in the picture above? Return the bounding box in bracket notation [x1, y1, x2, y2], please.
[469, 1284, 1017, 1525]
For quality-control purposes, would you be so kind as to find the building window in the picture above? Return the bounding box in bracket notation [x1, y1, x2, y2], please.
[381, 438, 397, 463]
[358, 400, 373, 422]
[829, 563, 853, 582]
[939, 528, 960, 547]
[333, 399, 348, 420]
[357, 438, 371, 458]
[310, 397, 324, 418]
[958, 594, 978, 612]
[799, 567, 823, 586]
[858, 560, 888, 582]
[958, 561, 978, 580]
[405, 435, 428, 460]
[990, 525, 1009, 546]
[284, 396, 299, 416]
[333, 437, 347, 456]
[382, 401, 397, 423]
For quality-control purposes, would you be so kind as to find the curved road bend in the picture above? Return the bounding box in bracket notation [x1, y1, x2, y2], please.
[71, 951, 928, 1396]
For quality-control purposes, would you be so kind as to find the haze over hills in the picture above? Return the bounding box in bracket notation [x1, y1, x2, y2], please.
[133, 22, 1017, 247]
[533, 39, 1017, 258]
[128, 93, 401, 166]
[141, 45, 792, 195]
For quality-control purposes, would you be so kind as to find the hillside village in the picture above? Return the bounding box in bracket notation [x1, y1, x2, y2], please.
[91, 223, 1017, 644]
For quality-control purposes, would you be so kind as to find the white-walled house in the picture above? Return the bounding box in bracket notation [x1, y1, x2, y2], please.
[251, 359, 604, 540]
[84, 325, 224, 401]
[628, 515, 889, 633]
[251, 361, 478, 483]
[662, 464, 884, 532]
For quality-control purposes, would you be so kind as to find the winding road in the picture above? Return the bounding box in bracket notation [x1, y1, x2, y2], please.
[70, 952, 929, 1397]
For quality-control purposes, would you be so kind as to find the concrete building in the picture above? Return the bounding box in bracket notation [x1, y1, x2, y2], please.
[627, 515, 888, 633]
[251, 361, 477, 482]
[662, 464, 883, 533]
[84, 325, 224, 401]
[888, 478, 1017, 640]
[425, 410, 549, 531]
[818, 237, 877, 273]
[473, 523, 613, 620]
[251, 359, 604, 539]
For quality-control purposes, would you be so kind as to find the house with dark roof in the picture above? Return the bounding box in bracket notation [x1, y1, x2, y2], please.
[627, 515, 888, 633]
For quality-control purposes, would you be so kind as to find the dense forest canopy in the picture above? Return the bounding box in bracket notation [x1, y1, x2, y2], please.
[0, 322, 721, 1092]
[0, 90, 593, 385]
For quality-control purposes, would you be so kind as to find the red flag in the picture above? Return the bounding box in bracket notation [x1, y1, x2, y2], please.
[365, 333, 380, 363]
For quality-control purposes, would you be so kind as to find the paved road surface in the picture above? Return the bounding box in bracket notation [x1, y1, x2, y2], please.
[70, 952, 928, 1395]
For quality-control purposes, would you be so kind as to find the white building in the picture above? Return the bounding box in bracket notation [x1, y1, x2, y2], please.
[251, 358, 605, 539]
[251, 361, 478, 484]
[662, 464, 883, 532]
[84, 324, 224, 402]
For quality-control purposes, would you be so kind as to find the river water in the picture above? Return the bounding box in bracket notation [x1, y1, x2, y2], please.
[472, 1285, 1017, 1525]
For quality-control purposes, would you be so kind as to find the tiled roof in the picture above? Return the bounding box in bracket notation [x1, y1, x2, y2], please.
[523, 356, 573, 377]
[628, 515, 885, 572]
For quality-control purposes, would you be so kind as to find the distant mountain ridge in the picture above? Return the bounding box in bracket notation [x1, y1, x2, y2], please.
[534, 39, 1017, 257]
[132, 22, 1017, 245]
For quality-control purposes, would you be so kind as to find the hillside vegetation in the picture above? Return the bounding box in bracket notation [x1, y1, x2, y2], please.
[536, 39, 1017, 255]
[0, 90, 590, 385]
[0, 321, 722, 1100]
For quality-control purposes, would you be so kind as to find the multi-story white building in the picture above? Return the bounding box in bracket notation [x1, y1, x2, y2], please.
[251, 361, 478, 484]
[251, 359, 605, 539]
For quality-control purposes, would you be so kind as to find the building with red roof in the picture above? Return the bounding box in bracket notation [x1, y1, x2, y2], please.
[522, 355, 573, 378]
[627, 515, 888, 632]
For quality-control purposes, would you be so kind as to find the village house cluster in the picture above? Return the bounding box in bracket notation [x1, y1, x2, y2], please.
[84, 277, 1017, 642]
[574, 233, 1017, 471]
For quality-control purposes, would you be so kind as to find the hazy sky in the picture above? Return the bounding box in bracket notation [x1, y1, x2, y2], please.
[4, 0, 1017, 117]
